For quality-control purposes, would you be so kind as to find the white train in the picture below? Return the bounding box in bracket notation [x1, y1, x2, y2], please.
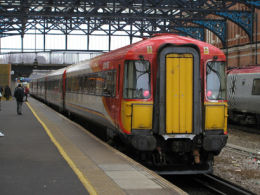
[227, 65, 260, 127]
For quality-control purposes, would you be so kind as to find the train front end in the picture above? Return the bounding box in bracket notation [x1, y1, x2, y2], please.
[119, 35, 228, 174]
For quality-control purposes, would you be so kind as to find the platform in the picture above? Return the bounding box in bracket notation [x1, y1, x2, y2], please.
[0, 98, 186, 195]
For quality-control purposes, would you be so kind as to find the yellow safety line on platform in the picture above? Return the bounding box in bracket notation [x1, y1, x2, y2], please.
[26, 102, 98, 195]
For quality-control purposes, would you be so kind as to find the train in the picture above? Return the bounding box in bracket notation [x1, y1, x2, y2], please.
[30, 34, 228, 174]
[227, 65, 260, 128]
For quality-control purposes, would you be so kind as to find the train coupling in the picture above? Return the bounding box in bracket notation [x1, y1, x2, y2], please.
[193, 149, 200, 164]
[152, 147, 166, 166]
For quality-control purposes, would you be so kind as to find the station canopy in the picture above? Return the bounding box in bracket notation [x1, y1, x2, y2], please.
[0, 0, 259, 49]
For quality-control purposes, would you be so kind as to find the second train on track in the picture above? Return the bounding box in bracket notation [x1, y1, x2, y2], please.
[30, 34, 228, 174]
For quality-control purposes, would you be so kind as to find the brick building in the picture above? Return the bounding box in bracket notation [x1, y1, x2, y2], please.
[205, 4, 260, 68]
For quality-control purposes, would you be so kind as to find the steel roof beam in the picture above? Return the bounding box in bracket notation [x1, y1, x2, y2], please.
[0, 0, 259, 47]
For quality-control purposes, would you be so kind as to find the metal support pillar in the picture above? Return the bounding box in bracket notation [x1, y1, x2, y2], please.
[21, 34, 24, 52]
[43, 19, 46, 52]
[65, 33, 68, 50]
[130, 23, 133, 44]
[87, 19, 90, 50]
[108, 21, 111, 51]
[255, 12, 258, 64]
[65, 20, 68, 50]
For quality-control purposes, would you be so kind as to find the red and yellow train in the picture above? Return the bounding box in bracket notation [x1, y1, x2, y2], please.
[30, 34, 228, 174]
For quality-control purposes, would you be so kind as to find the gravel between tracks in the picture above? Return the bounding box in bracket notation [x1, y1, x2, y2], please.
[213, 128, 260, 194]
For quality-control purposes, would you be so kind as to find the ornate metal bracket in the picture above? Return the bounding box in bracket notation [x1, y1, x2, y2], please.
[246, 0, 260, 7]
[192, 20, 226, 47]
[175, 27, 204, 41]
[215, 11, 253, 42]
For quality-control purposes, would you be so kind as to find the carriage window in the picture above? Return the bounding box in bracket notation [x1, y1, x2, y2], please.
[252, 79, 260, 95]
[79, 76, 84, 92]
[103, 70, 116, 97]
[206, 61, 226, 100]
[66, 77, 71, 92]
[96, 72, 104, 96]
[123, 60, 151, 99]
[86, 74, 97, 94]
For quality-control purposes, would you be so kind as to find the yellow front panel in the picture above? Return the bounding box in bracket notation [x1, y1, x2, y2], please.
[121, 101, 132, 133]
[166, 54, 193, 134]
[121, 101, 153, 133]
[132, 104, 153, 129]
[205, 102, 228, 132]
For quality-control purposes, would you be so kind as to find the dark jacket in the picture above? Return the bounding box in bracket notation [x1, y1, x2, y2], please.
[14, 87, 24, 102]
[4, 86, 12, 98]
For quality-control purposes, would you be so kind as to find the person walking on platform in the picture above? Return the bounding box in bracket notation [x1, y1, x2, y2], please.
[24, 86, 29, 101]
[4, 85, 12, 100]
[14, 84, 24, 115]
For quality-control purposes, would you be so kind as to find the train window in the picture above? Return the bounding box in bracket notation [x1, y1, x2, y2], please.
[74, 76, 80, 92]
[252, 79, 260, 95]
[85, 74, 97, 94]
[96, 72, 104, 96]
[79, 76, 84, 92]
[103, 70, 116, 97]
[81, 71, 116, 96]
[67, 77, 72, 92]
[206, 61, 226, 100]
[71, 77, 76, 91]
[123, 60, 151, 99]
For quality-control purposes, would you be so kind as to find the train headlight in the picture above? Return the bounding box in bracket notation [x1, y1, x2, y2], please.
[143, 90, 150, 97]
[207, 90, 212, 97]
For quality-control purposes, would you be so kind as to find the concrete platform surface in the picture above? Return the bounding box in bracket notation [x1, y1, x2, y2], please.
[0, 98, 186, 195]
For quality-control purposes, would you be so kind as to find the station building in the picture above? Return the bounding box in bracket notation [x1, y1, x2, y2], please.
[205, 3, 260, 68]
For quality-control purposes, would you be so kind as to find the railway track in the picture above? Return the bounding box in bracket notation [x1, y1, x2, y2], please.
[192, 174, 255, 195]
[224, 143, 260, 160]
[165, 174, 255, 195]
[229, 124, 260, 135]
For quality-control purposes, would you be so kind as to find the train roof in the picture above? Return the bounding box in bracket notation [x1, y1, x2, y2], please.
[228, 65, 260, 74]
[91, 33, 225, 62]
[65, 60, 91, 74]
[35, 34, 226, 78]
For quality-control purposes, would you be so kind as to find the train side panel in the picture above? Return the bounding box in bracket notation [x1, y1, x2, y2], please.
[45, 68, 67, 108]
[64, 62, 118, 130]
[227, 67, 260, 126]
[228, 73, 260, 113]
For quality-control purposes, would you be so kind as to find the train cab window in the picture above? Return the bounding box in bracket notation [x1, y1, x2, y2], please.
[252, 79, 260, 95]
[123, 60, 151, 99]
[206, 61, 226, 100]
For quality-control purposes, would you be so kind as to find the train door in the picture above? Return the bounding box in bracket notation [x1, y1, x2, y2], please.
[166, 54, 193, 133]
[155, 46, 202, 136]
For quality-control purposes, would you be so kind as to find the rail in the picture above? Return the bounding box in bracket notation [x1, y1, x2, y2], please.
[225, 143, 260, 160]
[229, 124, 260, 135]
[193, 174, 255, 195]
